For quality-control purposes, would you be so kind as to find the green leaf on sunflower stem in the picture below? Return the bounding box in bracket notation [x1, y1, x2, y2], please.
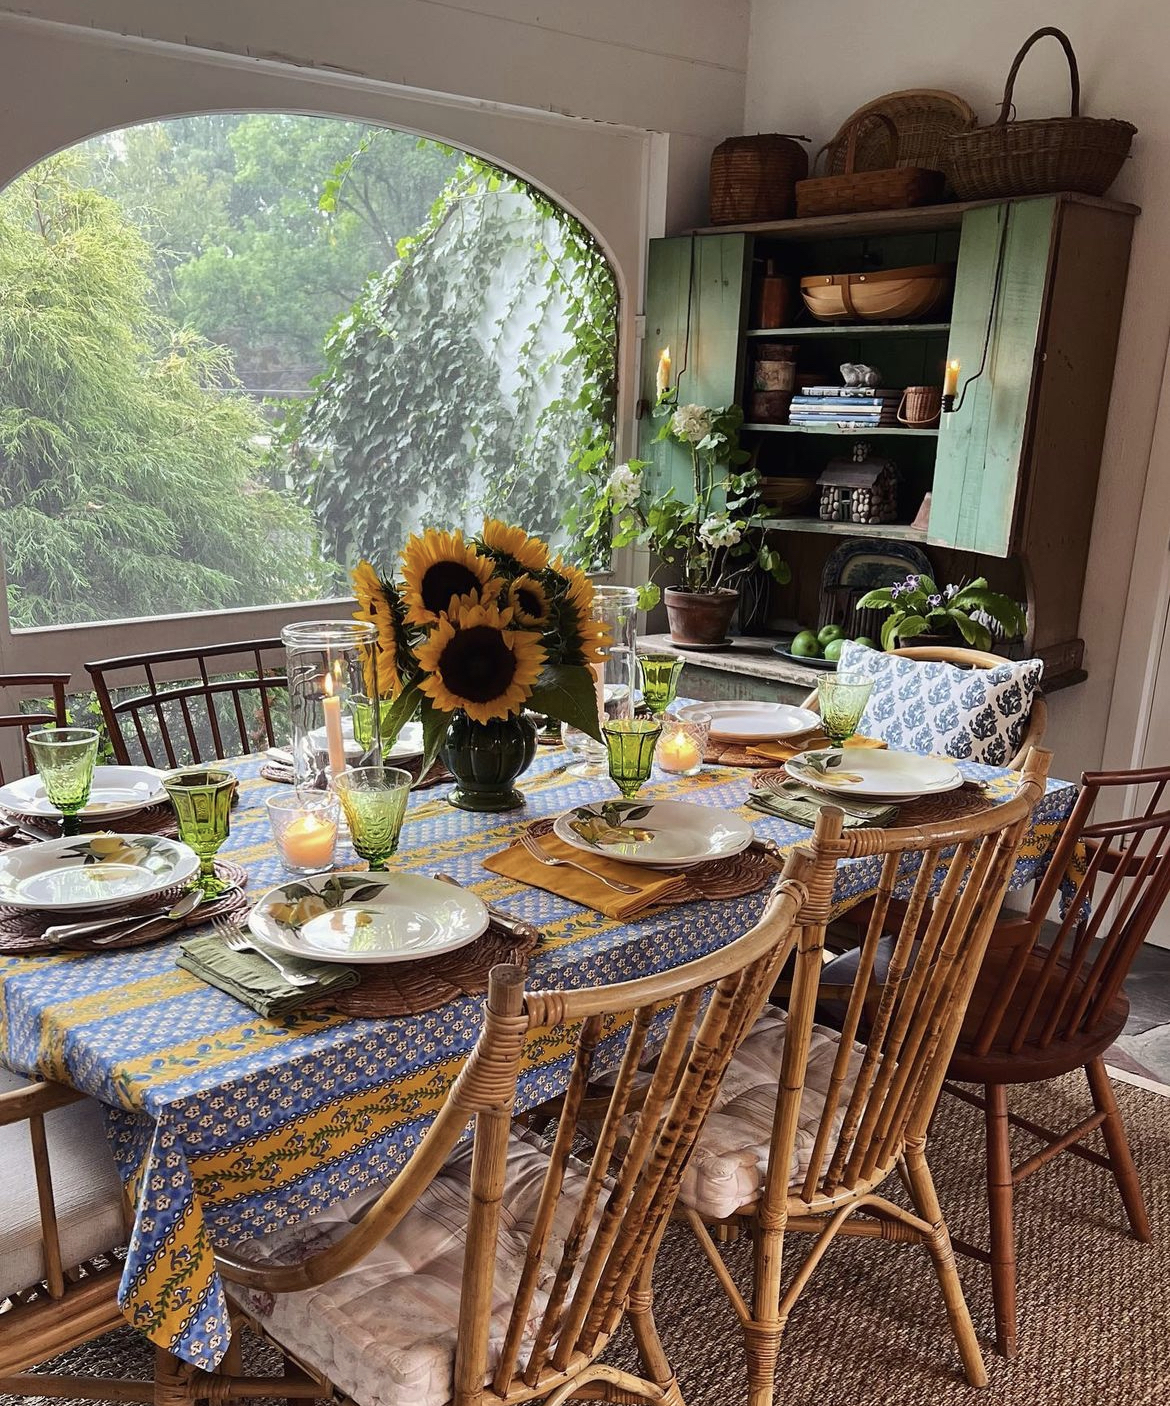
[375, 677, 422, 745]
[418, 696, 453, 778]
[528, 664, 604, 742]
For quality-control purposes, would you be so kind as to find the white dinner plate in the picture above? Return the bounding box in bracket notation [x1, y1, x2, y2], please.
[553, 799, 754, 868]
[0, 834, 200, 912]
[305, 719, 425, 763]
[248, 872, 490, 965]
[0, 766, 168, 821]
[677, 700, 820, 743]
[784, 748, 964, 802]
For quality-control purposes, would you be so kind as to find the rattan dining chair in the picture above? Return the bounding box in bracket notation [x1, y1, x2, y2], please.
[678, 750, 1050, 1406]
[87, 640, 286, 767]
[0, 672, 69, 783]
[151, 872, 813, 1406]
[0, 1070, 133, 1398]
[800, 645, 1048, 769]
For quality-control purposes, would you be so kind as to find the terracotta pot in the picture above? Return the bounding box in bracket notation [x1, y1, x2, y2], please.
[664, 587, 739, 647]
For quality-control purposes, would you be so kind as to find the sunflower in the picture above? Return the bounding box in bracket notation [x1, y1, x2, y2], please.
[416, 599, 546, 724]
[507, 573, 551, 628]
[545, 556, 609, 666]
[401, 529, 494, 626]
[480, 519, 549, 574]
[351, 559, 410, 698]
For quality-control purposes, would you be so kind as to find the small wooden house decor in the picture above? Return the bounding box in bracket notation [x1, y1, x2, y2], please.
[818, 442, 898, 524]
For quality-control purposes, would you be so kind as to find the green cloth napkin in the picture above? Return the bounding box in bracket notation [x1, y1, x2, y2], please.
[177, 934, 360, 1018]
[747, 786, 898, 830]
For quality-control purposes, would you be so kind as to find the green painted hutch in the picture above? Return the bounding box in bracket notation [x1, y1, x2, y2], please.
[637, 193, 1136, 691]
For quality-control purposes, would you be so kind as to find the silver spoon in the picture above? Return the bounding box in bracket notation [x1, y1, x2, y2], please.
[45, 888, 205, 944]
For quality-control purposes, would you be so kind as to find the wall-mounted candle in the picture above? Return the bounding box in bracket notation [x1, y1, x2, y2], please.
[321, 668, 347, 780]
[943, 359, 961, 398]
[656, 345, 672, 399]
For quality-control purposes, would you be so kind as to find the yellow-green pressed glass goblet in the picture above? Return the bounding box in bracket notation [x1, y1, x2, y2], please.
[26, 727, 100, 836]
[604, 719, 662, 800]
[817, 673, 875, 747]
[162, 767, 236, 896]
[638, 652, 685, 718]
[332, 766, 411, 871]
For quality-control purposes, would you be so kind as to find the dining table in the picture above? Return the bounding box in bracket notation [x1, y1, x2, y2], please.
[0, 742, 1079, 1371]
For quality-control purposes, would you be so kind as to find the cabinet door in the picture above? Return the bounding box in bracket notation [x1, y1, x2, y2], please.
[929, 198, 1057, 557]
[639, 234, 750, 498]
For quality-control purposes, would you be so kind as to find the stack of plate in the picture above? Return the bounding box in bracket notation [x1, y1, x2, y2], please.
[0, 765, 169, 826]
[677, 701, 819, 744]
[784, 748, 963, 802]
[553, 799, 755, 869]
[0, 834, 200, 914]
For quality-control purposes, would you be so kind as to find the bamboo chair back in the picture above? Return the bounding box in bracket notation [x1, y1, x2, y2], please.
[965, 763, 1170, 1059]
[769, 750, 1050, 1210]
[0, 673, 69, 784]
[86, 640, 285, 767]
[216, 875, 811, 1406]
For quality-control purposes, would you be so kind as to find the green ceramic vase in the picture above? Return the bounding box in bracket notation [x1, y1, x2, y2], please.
[440, 711, 538, 812]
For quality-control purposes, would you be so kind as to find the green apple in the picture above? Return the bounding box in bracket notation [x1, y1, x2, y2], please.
[823, 637, 846, 663]
[853, 636, 880, 651]
[790, 630, 822, 658]
[817, 623, 845, 647]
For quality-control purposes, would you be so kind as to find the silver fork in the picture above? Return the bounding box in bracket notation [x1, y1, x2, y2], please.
[518, 829, 641, 894]
[213, 916, 318, 987]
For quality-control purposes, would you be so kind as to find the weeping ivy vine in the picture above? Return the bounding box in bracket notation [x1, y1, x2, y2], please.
[278, 141, 618, 576]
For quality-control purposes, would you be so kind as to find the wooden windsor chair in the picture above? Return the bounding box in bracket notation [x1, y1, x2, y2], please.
[677, 750, 1051, 1405]
[799, 645, 1048, 768]
[86, 641, 285, 767]
[940, 763, 1170, 1359]
[0, 672, 69, 783]
[152, 871, 813, 1406]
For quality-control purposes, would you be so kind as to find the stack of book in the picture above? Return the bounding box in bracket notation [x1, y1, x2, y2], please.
[788, 387, 901, 429]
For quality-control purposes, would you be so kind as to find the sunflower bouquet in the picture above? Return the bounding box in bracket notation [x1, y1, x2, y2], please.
[351, 520, 609, 773]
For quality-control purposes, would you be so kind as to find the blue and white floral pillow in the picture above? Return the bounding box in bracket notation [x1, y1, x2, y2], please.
[836, 641, 1043, 766]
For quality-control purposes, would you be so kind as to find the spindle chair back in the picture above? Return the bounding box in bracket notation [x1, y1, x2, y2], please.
[87, 641, 285, 767]
[0, 673, 69, 784]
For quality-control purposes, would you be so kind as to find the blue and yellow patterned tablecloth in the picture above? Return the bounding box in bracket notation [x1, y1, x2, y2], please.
[0, 749, 1077, 1368]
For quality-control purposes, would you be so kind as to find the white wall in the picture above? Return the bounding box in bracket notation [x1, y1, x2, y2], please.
[746, 0, 1170, 776]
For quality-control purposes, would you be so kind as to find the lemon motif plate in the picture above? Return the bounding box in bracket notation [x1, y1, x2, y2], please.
[553, 799, 754, 868]
[248, 872, 490, 964]
[784, 747, 963, 801]
[0, 766, 168, 821]
[0, 834, 200, 912]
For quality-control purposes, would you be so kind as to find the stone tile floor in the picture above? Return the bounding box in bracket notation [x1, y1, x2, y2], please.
[1110, 942, 1170, 1085]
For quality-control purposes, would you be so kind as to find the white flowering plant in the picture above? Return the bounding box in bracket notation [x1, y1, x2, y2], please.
[857, 574, 1027, 652]
[585, 403, 789, 609]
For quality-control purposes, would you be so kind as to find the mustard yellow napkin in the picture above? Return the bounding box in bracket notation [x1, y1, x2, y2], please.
[747, 733, 887, 763]
[484, 831, 688, 919]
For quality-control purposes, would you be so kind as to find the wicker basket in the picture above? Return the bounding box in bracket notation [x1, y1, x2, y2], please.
[709, 134, 809, 224]
[800, 264, 953, 322]
[946, 28, 1135, 201]
[824, 89, 976, 190]
[796, 113, 945, 219]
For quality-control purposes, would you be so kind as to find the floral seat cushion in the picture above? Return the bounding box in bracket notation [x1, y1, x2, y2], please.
[835, 641, 1043, 766]
[229, 1132, 604, 1406]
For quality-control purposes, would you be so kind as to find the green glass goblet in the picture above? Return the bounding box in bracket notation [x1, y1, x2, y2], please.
[604, 719, 663, 800]
[26, 727, 100, 836]
[817, 673, 875, 747]
[162, 767, 235, 897]
[332, 766, 411, 871]
[638, 653, 685, 718]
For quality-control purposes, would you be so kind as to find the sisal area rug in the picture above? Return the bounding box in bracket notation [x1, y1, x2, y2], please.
[6, 1072, 1169, 1406]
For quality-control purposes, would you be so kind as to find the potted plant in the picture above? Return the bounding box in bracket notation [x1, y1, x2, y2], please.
[856, 574, 1027, 651]
[351, 521, 607, 811]
[587, 403, 790, 647]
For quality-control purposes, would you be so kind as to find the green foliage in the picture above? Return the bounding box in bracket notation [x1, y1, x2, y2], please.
[0, 155, 334, 627]
[280, 151, 618, 573]
[856, 574, 1027, 652]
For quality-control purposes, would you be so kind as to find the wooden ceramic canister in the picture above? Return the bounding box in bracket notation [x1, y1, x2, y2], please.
[897, 384, 942, 426]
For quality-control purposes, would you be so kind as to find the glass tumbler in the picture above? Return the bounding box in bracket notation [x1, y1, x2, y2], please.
[26, 727, 100, 836]
[282, 621, 381, 790]
[162, 767, 235, 896]
[267, 790, 340, 876]
[332, 766, 411, 871]
[638, 652, 685, 718]
[604, 719, 662, 799]
[561, 584, 639, 778]
[817, 674, 875, 747]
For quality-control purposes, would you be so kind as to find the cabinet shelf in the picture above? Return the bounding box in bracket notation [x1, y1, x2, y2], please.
[744, 423, 939, 437]
[759, 518, 928, 541]
[746, 322, 950, 338]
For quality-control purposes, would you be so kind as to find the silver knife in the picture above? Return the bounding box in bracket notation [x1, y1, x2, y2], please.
[434, 873, 543, 943]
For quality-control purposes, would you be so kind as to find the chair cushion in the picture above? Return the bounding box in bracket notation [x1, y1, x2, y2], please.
[677, 1007, 865, 1221]
[0, 1067, 126, 1300]
[230, 1132, 603, 1406]
[836, 641, 1043, 766]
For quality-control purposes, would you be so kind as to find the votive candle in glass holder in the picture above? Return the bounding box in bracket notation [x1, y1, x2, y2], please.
[267, 790, 340, 875]
[656, 712, 709, 777]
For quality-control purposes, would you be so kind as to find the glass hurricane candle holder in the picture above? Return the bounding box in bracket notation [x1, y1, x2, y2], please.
[604, 718, 662, 799]
[26, 727, 100, 836]
[267, 790, 340, 876]
[638, 652, 685, 718]
[332, 766, 411, 871]
[162, 767, 235, 896]
[655, 711, 709, 777]
[282, 621, 381, 790]
[817, 673, 874, 747]
[561, 585, 639, 778]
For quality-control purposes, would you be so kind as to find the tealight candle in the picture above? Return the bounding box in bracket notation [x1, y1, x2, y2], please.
[656, 712, 709, 777]
[267, 791, 340, 875]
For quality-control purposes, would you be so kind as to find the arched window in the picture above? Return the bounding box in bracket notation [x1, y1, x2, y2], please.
[0, 113, 618, 632]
